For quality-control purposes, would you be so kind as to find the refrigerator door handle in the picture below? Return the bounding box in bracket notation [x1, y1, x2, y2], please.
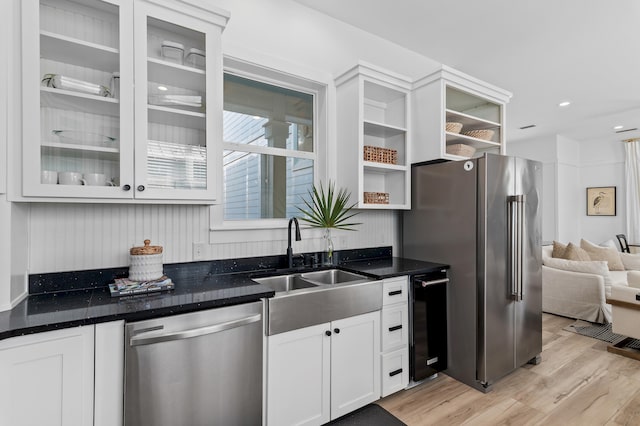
[508, 195, 525, 301]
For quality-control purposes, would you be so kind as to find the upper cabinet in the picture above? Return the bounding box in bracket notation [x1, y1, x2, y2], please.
[411, 65, 512, 162]
[336, 63, 411, 210]
[20, 0, 228, 202]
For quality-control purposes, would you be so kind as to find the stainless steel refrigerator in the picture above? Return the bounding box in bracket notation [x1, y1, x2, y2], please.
[403, 154, 542, 392]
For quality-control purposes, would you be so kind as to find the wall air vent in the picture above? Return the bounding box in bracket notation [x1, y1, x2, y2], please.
[519, 124, 536, 130]
[615, 128, 638, 133]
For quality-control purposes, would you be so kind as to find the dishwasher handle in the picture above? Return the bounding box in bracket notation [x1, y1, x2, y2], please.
[130, 313, 262, 347]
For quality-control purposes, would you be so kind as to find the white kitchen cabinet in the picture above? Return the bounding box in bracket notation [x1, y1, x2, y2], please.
[412, 65, 512, 162]
[266, 311, 380, 426]
[95, 320, 125, 426]
[0, 326, 95, 426]
[20, 0, 228, 202]
[335, 62, 411, 210]
[380, 276, 409, 397]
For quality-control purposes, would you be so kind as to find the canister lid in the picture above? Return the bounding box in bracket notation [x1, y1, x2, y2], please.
[130, 239, 163, 255]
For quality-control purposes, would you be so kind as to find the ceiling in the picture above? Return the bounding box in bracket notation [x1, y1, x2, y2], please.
[295, 0, 640, 144]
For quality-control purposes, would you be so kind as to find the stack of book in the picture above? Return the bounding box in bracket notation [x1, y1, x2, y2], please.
[109, 275, 174, 297]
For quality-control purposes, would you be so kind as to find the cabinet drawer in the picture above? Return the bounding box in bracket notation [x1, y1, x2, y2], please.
[381, 348, 409, 398]
[382, 277, 408, 306]
[381, 304, 408, 352]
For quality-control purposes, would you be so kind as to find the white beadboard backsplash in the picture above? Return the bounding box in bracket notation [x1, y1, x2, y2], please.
[28, 204, 400, 273]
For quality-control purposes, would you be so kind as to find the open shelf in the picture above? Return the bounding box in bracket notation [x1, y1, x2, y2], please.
[40, 87, 119, 116]
[445, 132, 501, 149]
[147, 104, 206, 130]
[40, 31, 119, 71]
[147, 58, 206, 92]
[446, 109, 500, 130]
[363, 120, 406, 138]
[41, 142, 120, 161]
[363, 161, 406, 172]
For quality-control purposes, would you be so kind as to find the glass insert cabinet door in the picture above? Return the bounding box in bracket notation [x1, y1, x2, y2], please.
[133, 2, 222, 201]
[22, 0, 135, 199]
[21, 0, 225, 201]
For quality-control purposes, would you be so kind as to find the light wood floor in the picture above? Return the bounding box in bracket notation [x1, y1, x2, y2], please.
[378, 313, 640, 426]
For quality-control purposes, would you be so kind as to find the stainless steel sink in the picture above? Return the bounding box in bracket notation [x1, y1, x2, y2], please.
[256, 269, 382, 335]
[253, 274, 317, 293]
[300, 269, 370, 285]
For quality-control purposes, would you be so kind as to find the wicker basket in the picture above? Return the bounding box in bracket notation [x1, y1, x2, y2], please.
[446, 143, 476, 157]
[462, 129, 495, 141]
[364, 192, 390, 204]
[445, 122, 463, 133]
[363, 146, 398, 165]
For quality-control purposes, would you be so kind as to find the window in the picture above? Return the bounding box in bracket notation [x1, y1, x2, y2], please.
[222, 73, 316, 221]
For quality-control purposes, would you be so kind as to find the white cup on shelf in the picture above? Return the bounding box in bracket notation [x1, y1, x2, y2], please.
[41, 170, 58, 185]
[81, 173, 112, 186]
[58, 171, 83, 185]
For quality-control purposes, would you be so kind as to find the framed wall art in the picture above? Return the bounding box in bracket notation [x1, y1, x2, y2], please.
[586, 186, 616, 216]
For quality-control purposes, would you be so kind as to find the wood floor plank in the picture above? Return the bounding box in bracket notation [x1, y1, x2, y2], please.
[379, 314, 640, 426]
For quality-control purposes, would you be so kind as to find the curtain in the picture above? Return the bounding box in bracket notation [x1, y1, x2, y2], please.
[625, 141, 640, 243]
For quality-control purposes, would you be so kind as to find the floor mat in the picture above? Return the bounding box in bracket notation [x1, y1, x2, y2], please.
[564, 320, 640, 349]
[327, 403, 406, 426]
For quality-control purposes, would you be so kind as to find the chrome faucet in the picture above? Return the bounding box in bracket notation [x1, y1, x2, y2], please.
[287, 217, 302, 268]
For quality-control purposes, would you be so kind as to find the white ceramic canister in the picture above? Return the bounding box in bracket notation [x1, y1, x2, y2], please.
[129, 239, 164, 282]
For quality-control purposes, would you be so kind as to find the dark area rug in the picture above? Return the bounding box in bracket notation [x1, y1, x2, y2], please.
[564, 320, 640, 349]
[326, 403, 406, 426]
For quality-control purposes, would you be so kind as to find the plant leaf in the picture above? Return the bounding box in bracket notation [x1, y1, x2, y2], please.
[296, 181, 360, 230]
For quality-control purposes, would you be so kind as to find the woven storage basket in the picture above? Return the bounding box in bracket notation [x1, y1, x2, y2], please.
[445, 122, 463, 133]
[363, 146, 398, 165]
[462, 129, 495, 141]
[364, 192, 390, 204]
[446, 143, 476, 157]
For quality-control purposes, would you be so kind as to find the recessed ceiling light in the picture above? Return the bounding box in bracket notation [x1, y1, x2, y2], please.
[558, 101, 571, 107]
[613, 125, 624, 130]
[158, 86, 168, 91]
[252, 116, 261, 120]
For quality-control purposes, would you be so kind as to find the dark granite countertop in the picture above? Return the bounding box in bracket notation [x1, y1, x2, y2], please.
[0, 271, 275, 340]
[340, 257, 449, 279]
[0, 247, 448, 341]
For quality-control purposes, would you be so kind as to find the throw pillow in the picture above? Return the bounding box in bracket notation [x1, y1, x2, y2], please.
[600, 239, 617, 249]
[562, 243, 591, 261]
[552, 241, 567, 258]
[620, 252, 640, 271]
[580, 239, 625, 271]
[544, 258, 613, 291]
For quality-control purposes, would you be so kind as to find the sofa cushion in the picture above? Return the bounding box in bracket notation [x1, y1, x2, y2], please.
[620, 253, 640, 271]
[562, 243, 591, 261]
[543, 258, 613, 294]
[580, 239, 625, 271]
[552, 241, 567, 258]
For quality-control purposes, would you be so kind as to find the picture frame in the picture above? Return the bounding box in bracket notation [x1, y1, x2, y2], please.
[586, 186, 616, 216]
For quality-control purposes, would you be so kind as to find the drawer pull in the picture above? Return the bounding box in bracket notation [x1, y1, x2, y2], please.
[388, 290, 402, 296]
[388, 325, 403, 332]
[389, 368, 403, 377]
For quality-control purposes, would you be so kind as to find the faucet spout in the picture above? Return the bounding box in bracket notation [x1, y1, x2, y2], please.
[287, 217, 302, 268]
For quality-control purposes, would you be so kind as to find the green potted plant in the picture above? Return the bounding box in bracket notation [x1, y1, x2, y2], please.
[297, 181, 360, 264]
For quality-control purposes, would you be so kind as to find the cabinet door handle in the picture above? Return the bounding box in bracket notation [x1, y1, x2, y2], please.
[333, 328, 340, 334]
[122, 184, 131, 191]
[388, 290, 402, 296]
[325, 330, 332, 336]
[389, 368, 403, 377]
[388, 325, 402, 332]
[137, 185, 145, 192]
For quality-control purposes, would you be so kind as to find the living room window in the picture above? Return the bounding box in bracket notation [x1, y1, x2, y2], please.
[212, 59, 326, 229]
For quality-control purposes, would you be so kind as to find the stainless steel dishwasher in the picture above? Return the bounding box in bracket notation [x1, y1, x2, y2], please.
[124, 301, 263, 426]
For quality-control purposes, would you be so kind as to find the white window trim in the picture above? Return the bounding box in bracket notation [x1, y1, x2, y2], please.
[209, 56, 329, 234]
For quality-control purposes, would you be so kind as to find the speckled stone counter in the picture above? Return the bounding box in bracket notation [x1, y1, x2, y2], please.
[0, 247, 448, 341]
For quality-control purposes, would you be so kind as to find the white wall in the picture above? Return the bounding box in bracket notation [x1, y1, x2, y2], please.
[4, 0, 438, 289]
[510, 134, 627, 245]
[579, 138, 625, 244]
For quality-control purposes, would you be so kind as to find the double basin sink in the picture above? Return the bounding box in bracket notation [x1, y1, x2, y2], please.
[254, 269, 383, 335]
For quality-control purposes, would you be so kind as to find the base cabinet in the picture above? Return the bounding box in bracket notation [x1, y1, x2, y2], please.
[266, 311, 380, 426]
[0, 326, 95, 426]
[0, 321, 125, 426]
[380, 276, 409, 397]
